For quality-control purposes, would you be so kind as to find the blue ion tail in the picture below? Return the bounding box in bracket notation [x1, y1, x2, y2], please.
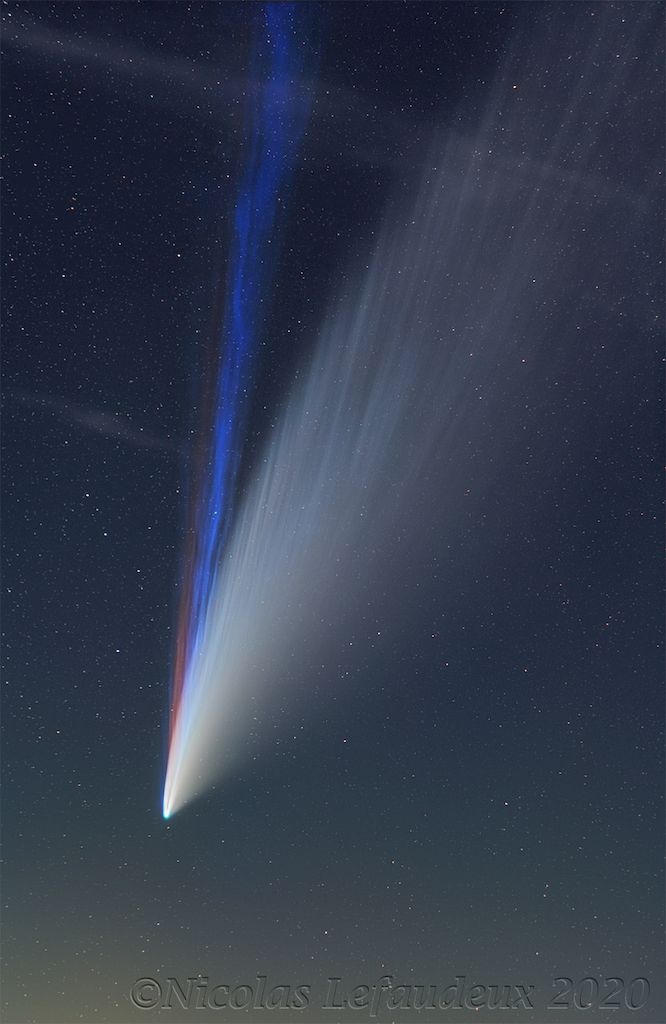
[162, 4, 314, 820]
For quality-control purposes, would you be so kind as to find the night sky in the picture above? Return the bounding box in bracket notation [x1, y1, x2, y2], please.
[2, 3, 664, 1023]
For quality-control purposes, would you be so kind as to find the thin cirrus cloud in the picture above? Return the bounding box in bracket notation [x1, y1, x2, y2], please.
[2, 8, 426, 171]
[11, 389, 179, 455]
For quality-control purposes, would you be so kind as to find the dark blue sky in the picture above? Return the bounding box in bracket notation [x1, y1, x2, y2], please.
[1, 3, 664, 1022]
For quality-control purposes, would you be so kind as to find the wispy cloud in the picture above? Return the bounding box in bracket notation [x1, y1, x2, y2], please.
[1, 8, 423, 170]
[11, 390, 180, 455]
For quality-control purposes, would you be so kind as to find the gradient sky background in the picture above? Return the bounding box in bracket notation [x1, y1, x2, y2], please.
[1, 3, 664, 1023]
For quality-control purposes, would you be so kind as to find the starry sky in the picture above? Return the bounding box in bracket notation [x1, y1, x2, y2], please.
[1, 3, 664, 1023]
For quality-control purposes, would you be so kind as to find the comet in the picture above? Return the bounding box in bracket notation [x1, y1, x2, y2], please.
[162, 6, 645, 819]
